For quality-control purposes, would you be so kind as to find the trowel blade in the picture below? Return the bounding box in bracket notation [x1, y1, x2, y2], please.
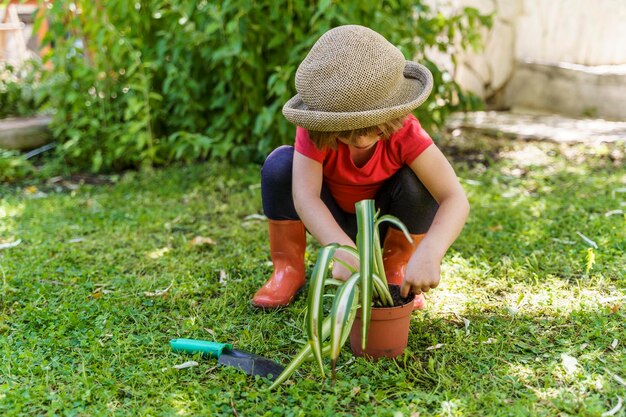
[217, 349, 284, 380]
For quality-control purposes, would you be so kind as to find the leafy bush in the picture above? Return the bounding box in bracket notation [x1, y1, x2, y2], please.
[0, 61, 46, 119]
[40, 0, 491, 171]
[0, 150, 33, 182]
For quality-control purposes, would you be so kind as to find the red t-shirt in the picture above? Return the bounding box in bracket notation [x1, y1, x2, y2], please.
[294, 114, 433, 213]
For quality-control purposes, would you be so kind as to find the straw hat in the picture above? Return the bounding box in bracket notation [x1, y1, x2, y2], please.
[282, 25, 433, 132]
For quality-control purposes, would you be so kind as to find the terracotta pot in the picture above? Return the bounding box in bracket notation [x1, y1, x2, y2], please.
[349, 286, 414, 359]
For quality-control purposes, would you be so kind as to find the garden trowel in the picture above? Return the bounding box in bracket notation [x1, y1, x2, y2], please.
[170, 338, 284, 380]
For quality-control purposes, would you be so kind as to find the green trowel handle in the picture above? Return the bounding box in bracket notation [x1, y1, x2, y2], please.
[170, 338, 232, 358]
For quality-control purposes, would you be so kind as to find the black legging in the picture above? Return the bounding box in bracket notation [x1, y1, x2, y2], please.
[261, 145, 438, 242]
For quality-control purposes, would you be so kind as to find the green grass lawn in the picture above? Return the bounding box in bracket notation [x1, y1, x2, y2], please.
[1, 135, 625, 416]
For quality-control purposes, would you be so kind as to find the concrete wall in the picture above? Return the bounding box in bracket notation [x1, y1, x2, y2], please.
[516, 0, 626, 66]
[0, 2, 45, 66]
[433, 0, 626, 120]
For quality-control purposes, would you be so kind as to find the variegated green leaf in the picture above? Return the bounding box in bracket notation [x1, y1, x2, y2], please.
[307, 244, 338, 378]
[375, 215, 411, 302]
[355, 199, 375, 350]
[324, 278, 344, 287]
[269, 318, 332, 390]
[330, 277, 360, 383]
[372, 273, 393, 307]
[371, 278, 381, 301]
[329, 273, 360, 368]
[373, 223, 386, 282]
[340, 293, 360, 345]
[267, 339, 314, 390]
[376, 215, 413, 244]
[333, 257, 357, 274]
[336, 245, 360, 261]
[331, 245, 359, 285]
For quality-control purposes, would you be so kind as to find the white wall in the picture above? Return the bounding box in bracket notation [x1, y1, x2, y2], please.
[517, 0, 626, 66]
[432, 0, 626, 118]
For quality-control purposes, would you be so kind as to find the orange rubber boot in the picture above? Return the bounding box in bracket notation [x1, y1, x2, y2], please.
[252, 220, 306, 309]
[382, 228, 427, 310]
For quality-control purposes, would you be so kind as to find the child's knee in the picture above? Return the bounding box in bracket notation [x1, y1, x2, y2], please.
[262, 146, 294, 184]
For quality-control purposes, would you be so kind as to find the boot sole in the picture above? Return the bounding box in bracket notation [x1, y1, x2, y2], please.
[251, 284, 306, 310]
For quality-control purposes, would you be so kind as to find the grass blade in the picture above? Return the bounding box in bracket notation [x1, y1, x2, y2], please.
[306, 244, 338, 378]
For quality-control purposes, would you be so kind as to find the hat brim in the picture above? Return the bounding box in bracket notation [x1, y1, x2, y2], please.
[282, 61, 433, 132]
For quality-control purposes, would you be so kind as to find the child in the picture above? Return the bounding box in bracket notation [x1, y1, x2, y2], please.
[252, 25, 469, 310]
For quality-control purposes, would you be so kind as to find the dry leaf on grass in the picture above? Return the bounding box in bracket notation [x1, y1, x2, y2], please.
[602, 397, 623, 417]
[552, 238, 576, 245]
[173, 361, 199, 370]
[243, 214, 267, 221]
[0, 239, 21, 250]
[463, 317, 471, 335]
[92, 287, 114, 299]
[576, 231, 598, 249]
[612, 373, 626, 387]
[561, 353, 578, 375]
[189, 236, 215, 247]
[426, 343, 445, 351]
[148, 247, 170, 259]
[144, 283, 173, 297]
[612, 188, 626, 198]
[24, 186, 47, 199]
[219, 270, 228, 285]
[40, 279, 72, 286]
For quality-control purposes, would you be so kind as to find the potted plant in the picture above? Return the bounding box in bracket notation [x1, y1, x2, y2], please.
[269, 199, 415, 389]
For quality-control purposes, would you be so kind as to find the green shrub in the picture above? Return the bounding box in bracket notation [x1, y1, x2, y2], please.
[40, 0, 491, 171]
[0, 150, 33, 182]
[0, 61, 45, 119]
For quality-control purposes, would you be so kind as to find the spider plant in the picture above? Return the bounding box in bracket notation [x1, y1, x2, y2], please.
[268, 199, 412, 389]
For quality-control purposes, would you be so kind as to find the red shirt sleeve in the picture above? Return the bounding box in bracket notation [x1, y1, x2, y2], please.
[393, 115, 434, 164]
[294, 127, 326, 163]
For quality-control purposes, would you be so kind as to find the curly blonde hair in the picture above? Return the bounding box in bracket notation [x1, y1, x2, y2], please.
[307, 115, 408, 150]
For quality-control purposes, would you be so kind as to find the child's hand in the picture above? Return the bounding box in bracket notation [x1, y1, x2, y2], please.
[401, 249, 441, 297]
[332, 249, 360, 281]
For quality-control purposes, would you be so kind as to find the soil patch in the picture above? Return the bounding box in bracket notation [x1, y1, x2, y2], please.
[388, 284, 414, 307]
